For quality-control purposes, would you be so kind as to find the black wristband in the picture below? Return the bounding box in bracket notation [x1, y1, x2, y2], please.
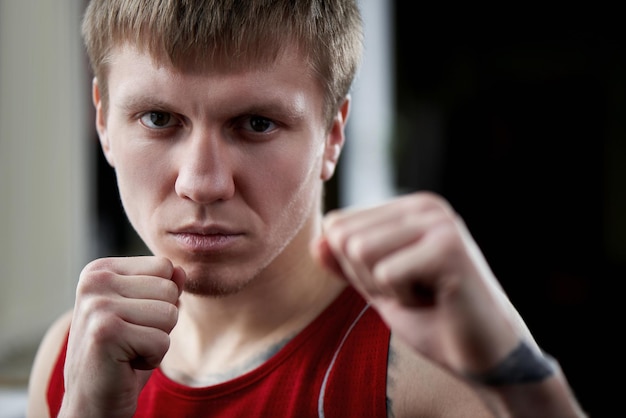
[467, 341, 557, 386]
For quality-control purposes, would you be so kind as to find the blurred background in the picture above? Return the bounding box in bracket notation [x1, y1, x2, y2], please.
[1, 1, 623, 416]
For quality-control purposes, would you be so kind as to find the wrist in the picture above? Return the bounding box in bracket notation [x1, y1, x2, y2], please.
[58, 394, 136, 418]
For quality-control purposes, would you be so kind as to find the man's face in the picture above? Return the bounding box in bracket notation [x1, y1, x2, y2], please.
[94, 44, 346, 296]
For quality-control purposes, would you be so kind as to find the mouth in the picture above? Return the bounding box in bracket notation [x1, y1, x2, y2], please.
[170, 224, 244, 253]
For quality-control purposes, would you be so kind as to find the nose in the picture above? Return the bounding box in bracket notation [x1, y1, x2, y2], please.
[174, 130, 235, 204]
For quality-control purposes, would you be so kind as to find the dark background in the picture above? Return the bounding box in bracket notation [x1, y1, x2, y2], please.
[388, 5, 624, 416]
[94, 5, 624, 416]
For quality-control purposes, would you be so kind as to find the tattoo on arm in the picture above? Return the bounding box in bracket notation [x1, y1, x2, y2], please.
[466, 341, 557, 386]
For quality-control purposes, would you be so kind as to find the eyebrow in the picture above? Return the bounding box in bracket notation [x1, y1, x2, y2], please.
[116, 94, 174, 114]
[236, 99, 308, 122]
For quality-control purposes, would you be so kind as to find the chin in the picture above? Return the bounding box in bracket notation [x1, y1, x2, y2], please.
[182, 274, 252, 298]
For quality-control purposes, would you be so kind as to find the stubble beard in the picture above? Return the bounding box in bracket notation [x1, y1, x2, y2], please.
[181, 258, 267, 297]
[183, 196, 319, 298]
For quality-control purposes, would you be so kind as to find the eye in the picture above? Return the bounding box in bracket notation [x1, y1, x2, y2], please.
[245, 115, 276, 133]
[139, 111, 179, 129]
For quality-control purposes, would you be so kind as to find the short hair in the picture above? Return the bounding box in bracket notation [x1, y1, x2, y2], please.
[81, 0, 363, 128]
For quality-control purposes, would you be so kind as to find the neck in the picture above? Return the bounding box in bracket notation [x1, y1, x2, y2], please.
[163, 272, 345, 386]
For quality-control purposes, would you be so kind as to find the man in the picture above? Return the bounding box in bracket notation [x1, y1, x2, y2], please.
[26, 0, 587, 416]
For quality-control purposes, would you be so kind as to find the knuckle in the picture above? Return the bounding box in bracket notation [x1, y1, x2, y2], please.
[80, 257, 117, 275]
[323, 209, 342, 225]
[85, 310, 124, 344]
[345, 235, 367, 261]
[372, 262, 396, 288]
[432, 222, 464, 257]
[76, 268, 114, 296]
[81, 294, 115, 316]
[406, 191, 454, 216]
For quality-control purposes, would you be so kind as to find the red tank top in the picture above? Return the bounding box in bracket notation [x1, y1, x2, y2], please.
[47, 287, 390, 417]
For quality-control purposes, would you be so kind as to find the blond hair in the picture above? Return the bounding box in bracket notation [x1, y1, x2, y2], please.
[81, 0, 363, 127]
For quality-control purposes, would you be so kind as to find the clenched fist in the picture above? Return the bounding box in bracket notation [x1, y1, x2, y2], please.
[61, 256, 185, 418]
[312, 192, 528, 377]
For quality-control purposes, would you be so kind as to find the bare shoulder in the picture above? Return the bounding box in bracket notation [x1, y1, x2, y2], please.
[386, 334, 495, 418]
[26, 309, 72, 418]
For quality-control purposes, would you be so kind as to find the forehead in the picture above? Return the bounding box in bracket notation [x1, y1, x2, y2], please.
[105, 43, 325, 120]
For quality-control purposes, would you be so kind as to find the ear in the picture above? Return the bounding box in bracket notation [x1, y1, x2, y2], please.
[321, 96, 351, 181]
[93, 78, 115, 168]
